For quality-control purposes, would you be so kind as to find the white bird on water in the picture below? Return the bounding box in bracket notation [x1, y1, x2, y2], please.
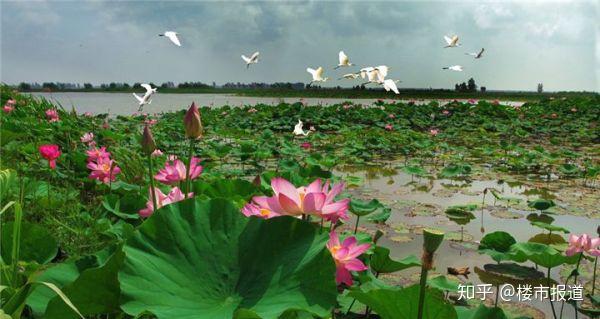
[443, 35, 461, 48]
[307, 67, 329, 85]
[159, 31, 181, 47]
[442, 65, 463, 72]
[242, 51, 260, 68]
[293, 120, 311, 136]
[133, 84, 157, 111]
[465, 48, 485, 59]
[334, 51, 354, 69]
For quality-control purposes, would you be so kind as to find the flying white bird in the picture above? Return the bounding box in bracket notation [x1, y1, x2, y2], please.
[465, 48, 485, 59]
[133, 83, 157, 111]
[334, 51, 354, 69]
[443, 35, 461, 48]
[293, 120, 310, 136]
[442, 65, 463, 72]
[381, 79, 400, 94]
[360, 65, 389, 84]
[159, 31, 181, 46]
[338, 73, 360, 80]
[307, 67, 329, 85]
[241, 51, 260, 68]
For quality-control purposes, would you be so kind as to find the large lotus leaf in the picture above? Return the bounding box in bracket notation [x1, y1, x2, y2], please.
[44, 250, 123, 318]
[102, 194, 144, 220]
[455, 304, 508, 319]
[367, 207, 391, 224]
[511, 242, 579, 268]
[1, 221, 58, 264]
[478, 231, 526, 263]
[528, 233, 566, 245]
[370, 246, 420, 274]
[192, 178, 260, 204]
[349, 285, 457, 319]
[119, 198, 337, 319]
[349, 199, 382, 216]
[428, 275, 460, 293]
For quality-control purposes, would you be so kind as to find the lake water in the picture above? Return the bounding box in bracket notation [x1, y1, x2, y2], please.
[30, 92, 525, 116]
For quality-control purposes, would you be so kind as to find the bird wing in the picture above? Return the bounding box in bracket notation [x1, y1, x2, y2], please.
[375, 65, 388, 82]
[478, 48, 485, 56]
[339, 51, 348, 65]
[242, 55, 250, 63]
[141, 83, 152, 93]
[132, 93, 144, 103]
[444, 35, 453, 45]
[165, 32, 181, 46]
[383, 79, 399, 94]
[306, 68, 317, 76]
[451, 35, 459, 45]
[316, 67, 324, 78]
[250, 51, 260, 61]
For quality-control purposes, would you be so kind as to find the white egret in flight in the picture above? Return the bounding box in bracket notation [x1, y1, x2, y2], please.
[338, 73, 360, 80]
[334, 51, 354, 69]
[293, 120, 311, 136]
[465, 48, 485, 59]
[381, 79, 400, 94]
[242, 51, 260, 68]
[443, 35, 461, 48]
[159, 31, 181, 47]
[133, 84, 157, 111]
[307, 67, 329, 85]
[360, 65, 389, 84]
[442, 65, 464, 72]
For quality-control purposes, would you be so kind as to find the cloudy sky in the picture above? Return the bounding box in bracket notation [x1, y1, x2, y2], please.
[1, 0, 598, 91]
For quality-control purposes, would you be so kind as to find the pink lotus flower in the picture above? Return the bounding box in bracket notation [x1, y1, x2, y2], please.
[248, 108, 257, 113]
[429, 129, 439, 136]
[86, 146, 111, 162]
[571, 108, 577, 112]
[144, 118, 158, 126]
[551, 113, 558, 118]
[39, 144, 61, 169]
[87, 157, 121, 184]
[83, 112, 93, 117]
[566, 234, 600, 257]
[327, 232, 370, 286]
[45, 109, 59, 122]
[468, 99, 477, 104]
[167, 154, 178, 161]
[3, 105, 14, 113]
[442, 110, 450, 115]
[343, 104, 351, 110]
[242, 178, 349, 222]
[384, 124, 393, 131]
[388, 114, 395, 119]
[151, 149, 163, 157]
[80, 132, 95, 144]
[301, 142, 312, 150]
[154, 157, 203, 185]
[139, 187, 193, 217]
[102, 120, 110, 129]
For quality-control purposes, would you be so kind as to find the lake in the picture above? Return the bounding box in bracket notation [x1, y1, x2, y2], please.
[30, 92, 525, 115]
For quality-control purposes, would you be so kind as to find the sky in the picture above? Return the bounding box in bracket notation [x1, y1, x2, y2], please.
[1, 0, 598, 92]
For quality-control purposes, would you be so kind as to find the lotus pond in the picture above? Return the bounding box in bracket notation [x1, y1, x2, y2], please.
[1, 87, 599, 319]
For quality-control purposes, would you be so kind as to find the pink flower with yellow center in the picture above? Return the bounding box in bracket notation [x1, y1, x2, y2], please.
[154, 157, 203, 185]
[566, 234, 600, 257]
[139, 187, 193, 217]
[241, 203, 281, 219]
[327, 232, 370, 286]
[87, 157, 121, 184]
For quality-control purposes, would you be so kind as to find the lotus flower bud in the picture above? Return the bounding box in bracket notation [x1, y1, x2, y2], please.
[421, 229, 444, 270]
[141, 125, 156, 155]
[184, 102, 203, 139]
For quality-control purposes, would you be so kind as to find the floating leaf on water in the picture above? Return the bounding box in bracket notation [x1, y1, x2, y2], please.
[526, 213, 555, 224]
[349, 198, 383, 216]
[528, 233, 566, 245]
[527, 198, 555, 211]
[530, 221, 570, 234]
[388, 235, 414, 244]
[488, 207, 523, 219]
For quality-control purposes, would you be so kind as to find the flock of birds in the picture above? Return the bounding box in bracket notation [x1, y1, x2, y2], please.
[133, 31, 486, 126]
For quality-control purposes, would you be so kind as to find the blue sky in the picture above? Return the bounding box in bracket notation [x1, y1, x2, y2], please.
[1, 0, 598, 91]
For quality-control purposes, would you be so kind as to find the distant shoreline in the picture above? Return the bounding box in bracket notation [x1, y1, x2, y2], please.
[12, 87, 599, 102]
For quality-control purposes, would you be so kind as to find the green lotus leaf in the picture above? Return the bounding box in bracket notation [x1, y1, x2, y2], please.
[528, 233, 566, 245]
[428, 275, 460, 292]
[455, 304, 508, 319]
[1, 221, 58, 264]
[527, 199, 555, 211]
[367, 207, 391, 224]
[349, 198, 383, 216]
[192, 178, 260, 204]
[370, 246, 420, 274]
[478, 231, 526, 263]
[349, 285, 457, 319]
[511, 242, 579, 268]
[530, 221, 569, 234]
[119, 198, 337, 319]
